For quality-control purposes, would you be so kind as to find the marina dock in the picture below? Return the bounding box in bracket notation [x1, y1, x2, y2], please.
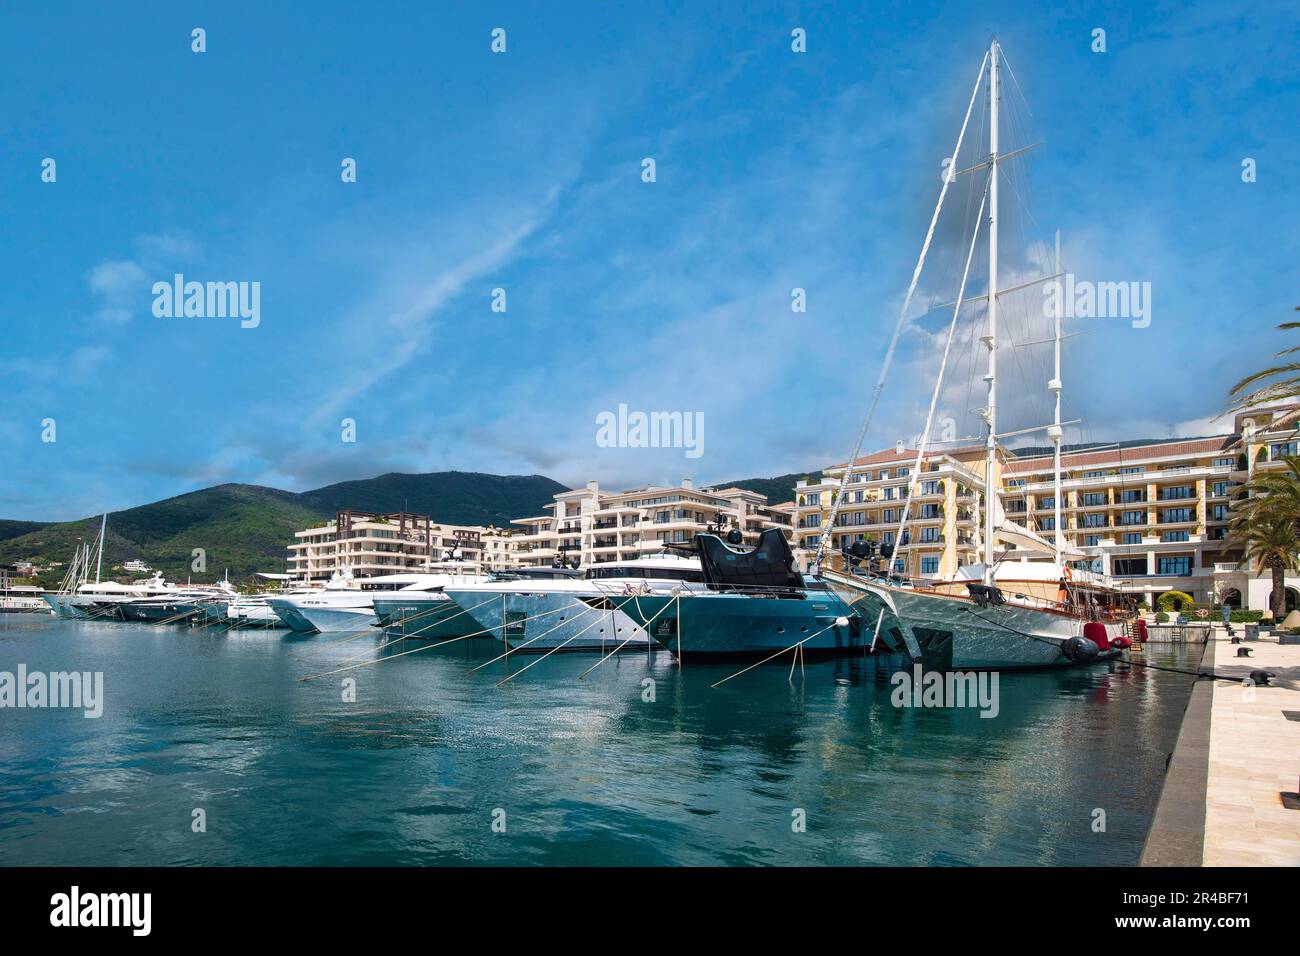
[1142, 631, 1300, 866]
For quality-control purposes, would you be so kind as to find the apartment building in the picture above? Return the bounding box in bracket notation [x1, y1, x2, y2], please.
[285, 510, 491, 582]
[510, 479, 793, 567]
[793, 407, 1300, 614]
[793, 441, 988, 579]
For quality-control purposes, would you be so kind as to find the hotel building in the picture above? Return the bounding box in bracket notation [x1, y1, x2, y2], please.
[510, 479, 793, 567]
[285, 510, 491, 582]
[793, 406, 1300, 614]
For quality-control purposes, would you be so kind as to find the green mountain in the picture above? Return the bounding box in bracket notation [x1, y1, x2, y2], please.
[0, 472, 568, 585]
[712, 471, 821, 505]
[0, 519, 50, 543]
[298, 472, 567, 528]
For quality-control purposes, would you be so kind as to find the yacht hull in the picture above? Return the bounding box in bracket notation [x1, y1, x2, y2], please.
[295, 605, 378, 634]
[829, 575, 1128, 670]
[372, 595, 489, 641]
[619, 589, 867, 659]
[118, 602, 205, 624]
[266, 599, 318, 634]
[443, 589, 653, 651]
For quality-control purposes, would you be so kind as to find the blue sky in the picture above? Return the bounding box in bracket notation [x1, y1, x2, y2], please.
[1, 1, 1296, 520]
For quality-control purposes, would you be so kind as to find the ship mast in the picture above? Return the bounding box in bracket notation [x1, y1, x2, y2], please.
[1050, 229, 1064, 566]
[95, 513, 107, 584]
[981, 40, 1000, 586]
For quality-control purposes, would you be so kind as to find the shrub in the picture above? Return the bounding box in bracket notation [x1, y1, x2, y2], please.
[1155, 611, 1169, 623]
[1156, 590, 1195, 612]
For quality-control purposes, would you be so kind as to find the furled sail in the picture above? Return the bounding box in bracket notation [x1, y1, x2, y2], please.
[989, 492, 1084, 560]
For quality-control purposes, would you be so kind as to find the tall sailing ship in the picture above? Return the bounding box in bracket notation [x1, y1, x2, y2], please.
[821, 39, 1138, 670]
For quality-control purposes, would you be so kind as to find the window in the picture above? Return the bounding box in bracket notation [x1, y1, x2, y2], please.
[920, 556, 939, 575]
[1084, 470, 1105, 478]
[1083, 513, 1107, 528]
[1161, 508, 1193, 523]
[1161, 485, 1194, 500]
[1039, 517, 1056, 531]
[1084, 535, 1101, 546]
[1120, 510, 1145, 526]
[1211, 481, 1229, 497]
[918, 504, 940, 519]
[1210, 504, 1229, 522]
[804, 492, 820, 506]
[883, 488, 895, 500]
[1080, 493, 1105, 506]
[1113, 558, 1148, 576]
[1121, 489, 1146, 503]
[921, 480, 939, 495]
[1158, 556, 1192, 576]
[1271, 442, 1298, 460]
[1039, 496, 1056, 509]
[1122, 532, 1142, 544]
[1161, 531, 1190, 542]
[883, 508, 897, 523]
[918, 527, 940, 543]
[1120, 466, 1143, 475]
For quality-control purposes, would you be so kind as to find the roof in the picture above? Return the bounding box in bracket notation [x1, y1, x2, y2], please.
[1004, 435, 1234, 474]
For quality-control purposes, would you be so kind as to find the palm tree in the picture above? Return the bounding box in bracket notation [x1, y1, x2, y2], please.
[1232, 454, 1300, 527]
[1231, 515, 1299, 622]
[1229, 309, 1300, 411]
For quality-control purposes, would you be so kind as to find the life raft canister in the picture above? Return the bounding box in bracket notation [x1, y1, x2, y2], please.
[1083, 620, 1111, 651]
[1111, 635, 1132, 649]
[1136, 619, 1149, 642]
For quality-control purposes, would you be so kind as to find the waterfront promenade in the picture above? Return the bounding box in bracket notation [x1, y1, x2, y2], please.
[1203, 633, 1300, 866]
[1143, 631, 1300, 866]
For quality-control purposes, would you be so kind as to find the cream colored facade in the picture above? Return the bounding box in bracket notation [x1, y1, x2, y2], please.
[793, 407, 1300, 613]
[510, 478, 793, 567]
[286, 510, 492, 581]
[793, 443, 988, 579]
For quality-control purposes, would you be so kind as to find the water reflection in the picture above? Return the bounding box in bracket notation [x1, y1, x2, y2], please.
[0, 618, 1198, 866]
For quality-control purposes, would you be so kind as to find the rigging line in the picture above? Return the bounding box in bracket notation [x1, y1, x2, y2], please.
[316, 595, 502, 667]
[467, 601, 608, 673]
[709, 619, 844, 689]
[300, 596, 577, 678]
[892, 174, 991, 565]
[814, 48, 990, 569]
[579, 590, 683, 679]
[494, 611, 615, 687]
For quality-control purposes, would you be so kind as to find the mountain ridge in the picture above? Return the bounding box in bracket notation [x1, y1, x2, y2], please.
[0, 471, 568, 584]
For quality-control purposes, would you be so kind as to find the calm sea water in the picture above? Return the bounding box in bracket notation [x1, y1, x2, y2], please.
[0, 615, 1199, 866]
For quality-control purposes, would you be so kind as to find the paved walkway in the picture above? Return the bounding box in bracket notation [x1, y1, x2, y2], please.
[1203, 632, 1300, 866]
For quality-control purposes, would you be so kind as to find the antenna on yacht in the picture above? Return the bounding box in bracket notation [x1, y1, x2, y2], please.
[981, 39, 1001, 587]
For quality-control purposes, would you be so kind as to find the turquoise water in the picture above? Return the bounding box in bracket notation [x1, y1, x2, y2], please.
[0, 616, 1198, 866]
